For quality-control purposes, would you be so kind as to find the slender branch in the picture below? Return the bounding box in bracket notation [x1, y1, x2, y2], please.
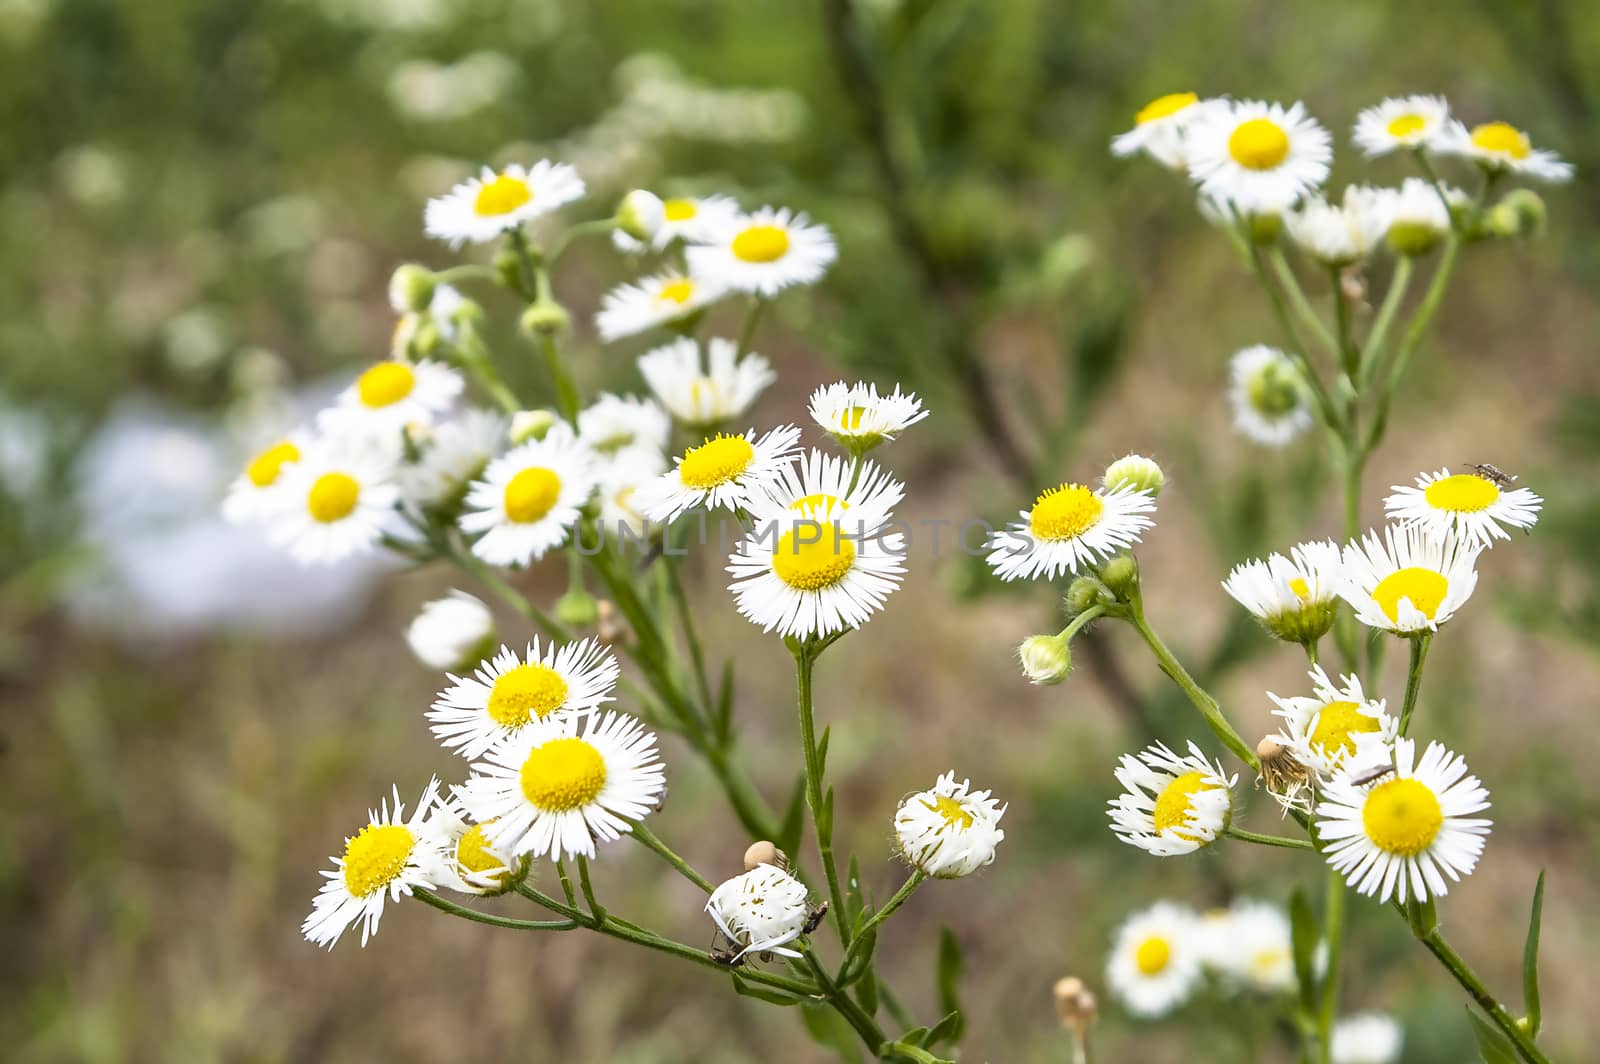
[805, 948, 887, 1054]
[793, 642, 851, 944]
[1397, 634, 1433, 735]
[576, 855, 607, 922]
[630, 820, 715, 894]
[734, 296, 767, 360]
[1224, 827, 1315, 851]
[1358, 256, 1414, 391]
[1418, 930, 1552, 1064]
[1125, 599, 1259, 771]
[1317, 868, 1346, 1063]
[1363, 239, 1461, 456]
[1246, 241, 1342, 432]
[412, 887, 579, 930]
[1269, 248, 1340, 358]
[837, 871, 926, 979]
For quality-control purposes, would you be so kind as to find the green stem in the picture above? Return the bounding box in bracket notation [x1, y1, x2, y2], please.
[1328, 264, 1359, 384]
[576, 855, 607, 922]
[434, 263, 501, 287]
[805, 949, 886, 1054]
[793, 643, 851, 944]
[837, 872, 926, 979]
[1224, 827, 1315, 851]
[1417, 929, 1552, 1064]
[1126, 600, 1259, 771]
[734, 296, 767, 360]
[1317, 868, 1346, 1064]
[630, 820, 715, 893]
[1270, 248, 1340, 358]
[1397, 633, 1433, 735]
[1059, 603, 1109, 641]
[555, 858, 578, 907]
[1364, 238, 1460, 456]
[538, 331, 581, 422]
[412, 887, 579, 930]
[1358, 256, 1414, 391]
[665, 555, 715, 718]
[451, 324, 522, 414]
[1246, 240, 1341, 432]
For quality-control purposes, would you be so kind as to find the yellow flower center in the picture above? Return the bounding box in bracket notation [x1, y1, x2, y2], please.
[519, 737, 607, 812]
[1228, 118, 1291, 170]
[1309, 700, 1380, 757]
[456, 822, 509, 881]
[357, 362, 417, 408]
[1028, 484, 1104, 541]
[341, 823, 415, 897]
[662, 198, 697, 222]
[1152, 771, 1219, 838]
[473, 172, 533, 216]
[790, 492, 848, 518]
[930, 795, 974, 829]
[504, 467, 562, 524]
[731, 224, 791, 263]
[1386, 113, 1426, 138]
[1136, 92, 1198, 125]
[1470, 122, 1530, 160]
[486, 663, 570, 727]
[1288, 576, 1311, 598]
[246, 440, 299, 487]
[307, 472, 360, 523]
[1372, 567, 1449, 624]
[772, 523, 856, 591]
[837, 406, 866, 431]
[1135, 935, 1172, 976]
[679, 434, 755, 489]
[1423, 473, 1500, 513]
[656, 279, 695, 305]
[1362, 777, 1443, 857]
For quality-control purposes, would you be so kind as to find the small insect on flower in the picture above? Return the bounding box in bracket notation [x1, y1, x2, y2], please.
[637, 336, 776, 430]
[986, 479, 1156, 582]
[1228, 345, 1313, 448]
[705, 863, 814, 961]
[1352, 95, 1452, 157]
[1255, 735, 1313, 815]
[1384, 466, 1541, 550]
[687, 206, 837, 296]
[1106, 901, 1204, 1018]
[634, 424, 800, 523]
[428, 638, 620, 759]
[1339, 524, 1482, 635]
[424, 161, 587, 246]
[1108, 741, 1235, 856]
[893, 772, 1007, 878]
[1110, 92, 1219, 171]
[1439, 120, 1573, 183]
[594, 271, 726, 343]
[1186, 99, 1332, 216]
[458, 422, 600, 567]
[1268, 665, 1397, 780]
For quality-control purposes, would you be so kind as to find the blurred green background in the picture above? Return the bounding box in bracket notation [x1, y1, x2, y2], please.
[4, 0, 1599, 1060]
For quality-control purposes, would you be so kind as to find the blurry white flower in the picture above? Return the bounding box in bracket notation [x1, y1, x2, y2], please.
[406, 590, 494, 672]
[687, 207, 836, 296]
[1106, 901, 1203, 1017]
[638, 336, 775, 429]
[1439, 120, 1573, 183]
[424, 161, 586, 247]
[1331, 1012, 1404, 1064]
[1352, 95, 1451, 156]
[1110, 92, 1220, 170]
[595, 272, 725, 342]
[1229, 345, 1313, 447]
[1187, 100, 1332, 215]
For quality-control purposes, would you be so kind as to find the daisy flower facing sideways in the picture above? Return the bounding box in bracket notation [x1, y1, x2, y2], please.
[807, 380, 928, 454]
[1109, 741, 1235, 856]
[1441, 120, 1573, 183]
[1229, 345, 1313, 447]
[1330, 1013, 1404, 1064]
[633, 424, 800, 522]
[705, 863, 812, 961]
[1106, 901, 1203, 1018]
[405, 589, 495, 672]
[321, 359, 463, 436]
[986, 480, 1155, 581]
[1285, 186, 1392, 267]
[1110, 91, 1217, 170]
[1340, 524, 1481, 635]
[613, 193, 739, 253]
[1352, 95, 1451, 156]
[428, 638, 620, 760]
[1187, 99, 1332, 216]
[302, 779, 443, 948]
[727, 449, 906, 638]
[222, 435, 305, 524]
[270, 435, 400, 564]
[688, 206, 837, 296]
[1316, 737, 1491, 904]
[424, 161, 586, 246]
[893, 772, 1006, 879]
[1384, 466, 1541, 549]
[459, 423, 599, 567]
[638, 336, 776, 430]
[460, 710, 665, 861]
[576, 393, 670, 459]
[1201, 898, 1296, 995]
[397, 407, 505, 510]
[1269, 665, 1396, 780]
[1222, 539, 1343, 644]
[424, 794, 524, 896]
[594, 270, 725, 343]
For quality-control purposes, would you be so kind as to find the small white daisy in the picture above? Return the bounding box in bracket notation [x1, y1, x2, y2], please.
[613, 193, 740, 253]
[892, 771, 1007, 879]
[429, 638, 619, 759]
[1269, 665, 1397, 779]
[321, 359, 464, 437]
[1352, 95, 1451, 157]
[1285, 185, 1392, 266]
[406, 589, 495, 672]
[576, 393, 670, 458]
[633, 424, 800, 523]
[1331, 1012, 1404, 1064]
[1384, 466, 1541, 550]
[302, 778, 443, 948]
[1440, 120, 1573, 183]
[728, 449, 906, 638]
[1187, 100, 1332, 215]
[986, 481, 1156, 581]
[1229, 344, 1314, 447]
[1340, 524, 1481, 635]
[1222, 539, 1343, 644]
[1106, 901, 1203, 1018]
[638, 336, 776, 430]
[1109, 741, 1236, 856]
[423, 794, 524, 896]
[270, 435, 400, 565]
[1111, 92, 1221, 170]
[1317, 737, 1491, 904]
[687, 206, 837, 296]
[807, 380, 928, 454]
[397, 407, 505, 510]
[459, 423, 600, 567]
[1381, 177, 1460, 254]
[596, 446, 667, 544]
[705, 863, 813, 961]
[594, 270, 726, 342]
[424, 161, 587, 247]
[460, 710, 665, 861]
[1202, 898, 1296, 995]
[222, 435, 306, 524]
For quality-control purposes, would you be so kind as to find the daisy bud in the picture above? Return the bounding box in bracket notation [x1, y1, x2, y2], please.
[615, 189, 665, 242]
[1064, 575, 1114, 616]
[595, 599, 625, 644]
[405, 590, 495, 672]
[554, 586, 600, 627]
[1099, 555, 1139, 597]
[1490, 188, 1546, 239]
[1103, 454, 1165, 497]
[509, 409, 558, 444]
[743, 840, 787, 872]
[1053, 975, 1098, 1030]
[388, 264, 437, 313]
[520, 300, 570, 337]
[492, 245, 523, 289]
[1019, 633, 1073, 686]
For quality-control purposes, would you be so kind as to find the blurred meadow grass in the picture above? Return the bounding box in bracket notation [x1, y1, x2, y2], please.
[3, 0, 1600, 1060]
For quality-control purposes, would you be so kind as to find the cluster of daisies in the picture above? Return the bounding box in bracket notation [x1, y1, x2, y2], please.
[1106, 899, 1402, 1063]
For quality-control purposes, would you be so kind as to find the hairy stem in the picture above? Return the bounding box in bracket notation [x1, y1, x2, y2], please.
[794, 642, 851, 945]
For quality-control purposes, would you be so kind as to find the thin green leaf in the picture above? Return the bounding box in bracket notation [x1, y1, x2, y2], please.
[846, 853, 866, 924]
[730, 971, 801, 1006]
[840, 928, 877, 986]
[1467, 1007, 1520, 1064]
[777, 776, 806, 857]
[881, 1041, 941, 1064]
[926, 1009, 963, 1047]
[898, 1026, 930, 1048]
[800, 1003, 864, 1063]
[820, 786, 835, 836]
[817, 725, 832, 777]
[713, 659, 735, 741]
[936, 928, 964, 1042]
[1289, 887, 1318, 1015]
[1522, 869, 1545, 1036]
[853, 964, 879, 1016]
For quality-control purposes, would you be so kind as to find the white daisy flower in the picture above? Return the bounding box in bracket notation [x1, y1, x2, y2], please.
[576, 393, 670, 458]
[1109, 741, 1236, 856]
[705, 863, 813, 960]
[321, 359, 463, 437]
[222, 435, 306, 524]
[459, 424, 600, 567]
[270, 435, 400, 565]
[1440, 121, 1573, 183]
[1382, 177, 1460, 255]
[1111, 92, 1221, 170]
[597, 446, 667, 544]
[424, 161, 587, 247]
[423, 794, 524, 896]
[633, 424, 800, 523]
[1222, 539, 1343, 644]
[1269, 666, 1397, 780]
[1106, 901, 1203, 1018]
[594, 271, 726, 342]
[1352, 95, 1451, 157]
[638, 336, 776, 430]
[428, 638, 619, 759]
[1187, 100, 1332, 215]
[1202, 898, 1296, 994]
[302, 778, 443, 948]
[1229, 345, 1314, 447]
[1384, 466, 1541, 550]
[406, 589, 495, 672]
[612, 193, 740, 253]
[1331, 1012, 1404, 1064]
[892, 771, 1007, 879]
[1285, 186, 1392, 266]
[1340, 524, 1481, 635]
[397, 407, 505, 510]
[807, 380, 928, 454]
[687, 206, 837, 296]
[728, 449, 906, 638]
[986, 482, 1156, 582]
[460, 710, 666, 861]
[1316, 737, 1491, 904]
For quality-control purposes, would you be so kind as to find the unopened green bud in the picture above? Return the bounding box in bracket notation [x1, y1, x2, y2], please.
[493, 246, 522, 288]
[1386, 222, 1443, 257]
[1103, 454, 1165, 497]
[1064, 575, 1113, 616]
[615, 189, 664, 242]
[389, 264, 437, 313]
[1099, 555, 1139, 597]
[510, 409, 558, 444]
[554, 586, 600, 627]
[1018, 634, 1072, 686]
[1500, 188, 1546, 238]
[520, 301, 570, 337]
